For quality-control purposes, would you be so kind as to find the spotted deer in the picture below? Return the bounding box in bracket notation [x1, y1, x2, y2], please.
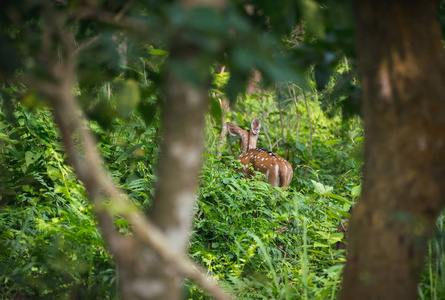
[227, 117, 293, 187]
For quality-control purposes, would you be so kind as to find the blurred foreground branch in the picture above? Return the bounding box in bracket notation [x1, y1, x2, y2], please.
[26, 5, 232, 300]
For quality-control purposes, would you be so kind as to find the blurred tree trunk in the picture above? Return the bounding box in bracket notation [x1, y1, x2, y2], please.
[130, 42, 210, 299]
[340, 1, 445, 299]
[35, 1, 229, 299]
[123, 1, 225, 299]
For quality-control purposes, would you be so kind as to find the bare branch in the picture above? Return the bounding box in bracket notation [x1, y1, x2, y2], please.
[271, 138, 282, 149]
[302, 89, 313, 179]
[288, 82, 300, 142]
[260, 94, 274, 150]
[74, 7, 149, 36]
[73, 36, 99, 57]
[129, 214, 233, 300]
[114, 0, 134, 21]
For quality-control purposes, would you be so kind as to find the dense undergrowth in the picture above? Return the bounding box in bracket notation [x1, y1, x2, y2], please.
[0, 75, 443, 299]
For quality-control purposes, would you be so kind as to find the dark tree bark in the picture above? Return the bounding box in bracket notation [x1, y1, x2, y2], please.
[340, 1, 445, 299]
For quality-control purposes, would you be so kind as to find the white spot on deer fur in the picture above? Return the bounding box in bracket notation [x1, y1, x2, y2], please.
[275, 164, 280, 186]
[266, 169, 270, 179]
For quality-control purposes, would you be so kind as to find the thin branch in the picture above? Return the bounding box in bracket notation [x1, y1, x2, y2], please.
[73, 36, 99, 56]
[129, 214, 232, 300]
[114, 0, 134, 21]
[73, 0, 132, 57]
[277, 96, 285, 148]
[260, 94, 274, 150]
[288, 82, 301, 142]
[273, 116, 279, 151]
[74, 7, 149, 35]
[271, 138, 282, 149]
[302, 89, 313, 180]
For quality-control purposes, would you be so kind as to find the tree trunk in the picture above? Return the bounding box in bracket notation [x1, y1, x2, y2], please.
[340, 1, 445, 299]
[130, 40, 210, 299]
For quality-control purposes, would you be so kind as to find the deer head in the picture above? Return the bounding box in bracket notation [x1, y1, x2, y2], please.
[226, 117, 293, 187]
[227, 117, 261, 152]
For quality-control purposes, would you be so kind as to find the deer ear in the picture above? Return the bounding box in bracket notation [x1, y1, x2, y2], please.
[251, 118, 261, 135]
[227, 122, 241, 136]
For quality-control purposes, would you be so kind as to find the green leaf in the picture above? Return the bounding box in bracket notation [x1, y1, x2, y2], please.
[312, 180, 333, 196]
[295, 141, 306, 152]
[0, 122, 9, 130]
[54, 185, 65, 194]
[312, 180, 324, 195]
[326, 139, 342, 146]
[313, 241, 329, 248]
[116, 143, 146, 163]
[25, 151, 41, 167]
[0, 132, 17, 144]
[351, 185, 361, 198]
[326, 192, 353, 205]
[120, 65, 144, 76]
[328, 232, 344, 244]
[323, 264, 344, 276]
[47, 165, 61, 181]
[209, 96, 222, 124]
[149, 48, 169, 56]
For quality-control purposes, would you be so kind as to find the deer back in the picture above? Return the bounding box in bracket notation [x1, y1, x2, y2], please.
[238, 149, 293, 187]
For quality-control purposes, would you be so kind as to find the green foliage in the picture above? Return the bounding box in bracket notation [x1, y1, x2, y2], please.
[0, 98, 160, 298]
[186, 153, 352, 299]
[419, 214, 445, 300]
[0, 0, 443, 298]
[1, 56, 364, 298]
[0, 106, 117, 298]
[188, 72, 364, 298]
